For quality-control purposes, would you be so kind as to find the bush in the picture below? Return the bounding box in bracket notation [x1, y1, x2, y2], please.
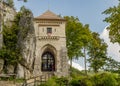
[40, 72, 119, 86]
[81, 77, 93, 86]
[115, 74, 120, 86]
[70, 78, 81, 86]
[39, 77, 58, 86]
[40, 76, 69, 86]
[91, 73, 117, 86]
[70, 76, 93, 86]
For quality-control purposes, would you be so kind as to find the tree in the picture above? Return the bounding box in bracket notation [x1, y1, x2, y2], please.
[0, 0, 14, 8]
[65, 16, 93, 75]
[0, 19, 20, 73]
[81, 24, 92, 75]
[17, 0, 27, 2]
[7, 0, 14, 7]
[103, 1, 120, 44]
[88, 32, 108, 73]
[103, 57, 120, 73]
[65, 16, 84, 70]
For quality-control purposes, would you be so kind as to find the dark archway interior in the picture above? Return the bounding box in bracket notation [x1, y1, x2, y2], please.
[41, 51, 55, 72]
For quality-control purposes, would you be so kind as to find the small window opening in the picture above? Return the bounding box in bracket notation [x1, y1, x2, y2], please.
[47, 28, 52, 34]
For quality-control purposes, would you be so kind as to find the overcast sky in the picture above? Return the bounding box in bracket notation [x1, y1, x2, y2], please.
[13, 0, 120, 69]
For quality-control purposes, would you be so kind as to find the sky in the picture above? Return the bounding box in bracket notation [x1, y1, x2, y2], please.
[14, 0, 118, 33]
[100, 27, 120, 61]
[13, 0, 120, 70]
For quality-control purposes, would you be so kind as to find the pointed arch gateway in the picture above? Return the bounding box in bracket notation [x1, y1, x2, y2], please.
[41, 44, 56, 72]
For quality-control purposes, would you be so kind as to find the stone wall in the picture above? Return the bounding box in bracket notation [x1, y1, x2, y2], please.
[33, 19, 69, 78]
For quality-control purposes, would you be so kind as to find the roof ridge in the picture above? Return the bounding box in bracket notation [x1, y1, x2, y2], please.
[35, 10, 64, 20]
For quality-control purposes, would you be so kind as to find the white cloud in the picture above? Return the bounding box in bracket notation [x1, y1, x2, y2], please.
[100, 26, 120, 61]
[68, 61, 84, 71]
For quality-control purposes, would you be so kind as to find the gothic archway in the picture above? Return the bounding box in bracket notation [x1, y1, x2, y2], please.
[41, 44, 56, 72]
[41, 51, 55, 71]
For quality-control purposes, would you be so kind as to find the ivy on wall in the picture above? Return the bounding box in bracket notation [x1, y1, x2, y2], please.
[0, 6, 34, 73]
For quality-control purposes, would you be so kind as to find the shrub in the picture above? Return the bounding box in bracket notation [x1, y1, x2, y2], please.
[40, 76, 69, 86]
[81, 77, 93, 86]
[40, 72, 119, 86]
[115, 74, 120, 86]
[55, 77, 69, 86]
[70, 76, 93, 86]
[70, 78, 81, 86]
[91, 73, 117, 86]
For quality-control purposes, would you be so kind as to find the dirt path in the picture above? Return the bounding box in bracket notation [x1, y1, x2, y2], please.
[0, 81, 22, 86]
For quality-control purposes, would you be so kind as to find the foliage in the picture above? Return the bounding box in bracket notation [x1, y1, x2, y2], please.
[39, 67, 120, 86]
[0, 21, 21, 66]
[64, 16, 84, 74]
[18, 0, 27, 2]
[7, 0, 14, 7]
[16, 6, 34, 51]
[70, 67, 86, 78]
[80, 24, 92, 48]
[1, 0, 14, 8]
[40, 76, 69, 86]
[23, 0, 27, 2]
[65, 16, 93, 73]
[65, 16, 84, 60]
[81, 24, 93, 75]
[70, 76, 93, 86]
[39, 66, 120, 86]
[70, 78, 81, 86]
[103, 57, 120, 74]
[103, 1, 120, 44]
[0, 6, 34, 72]
[65, 16, 92, 75]
[91, 73, 118, 86]
[88, 32, 108, 73]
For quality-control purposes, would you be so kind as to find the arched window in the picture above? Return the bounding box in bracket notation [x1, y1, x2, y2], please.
[41, 52, 55, 71]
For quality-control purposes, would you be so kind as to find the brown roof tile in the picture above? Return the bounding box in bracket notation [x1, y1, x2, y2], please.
[34, 10, 64, 20]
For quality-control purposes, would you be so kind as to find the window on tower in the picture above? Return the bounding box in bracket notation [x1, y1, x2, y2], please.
[47, 28, 52, 34]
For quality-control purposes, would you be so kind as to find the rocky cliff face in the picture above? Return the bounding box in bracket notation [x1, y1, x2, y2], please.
[16, 7, 36, 78]
[17, 33, 36, 78]
[0, 2, 16, 48]
[0, 3, 36, 78]
[0, 2, 16, 73]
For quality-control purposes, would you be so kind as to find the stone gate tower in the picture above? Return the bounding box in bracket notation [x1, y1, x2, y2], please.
[33, 10, 69, 77]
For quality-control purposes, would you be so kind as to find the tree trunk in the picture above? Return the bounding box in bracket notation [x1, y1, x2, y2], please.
[70, 58, 72, 75]
[94, 65, 98, 73]
[84, 47, 87, 75]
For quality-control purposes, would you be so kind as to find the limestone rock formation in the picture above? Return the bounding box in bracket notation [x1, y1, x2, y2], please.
[0, 59, 4, 73]
[17, 34, 36, 78]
